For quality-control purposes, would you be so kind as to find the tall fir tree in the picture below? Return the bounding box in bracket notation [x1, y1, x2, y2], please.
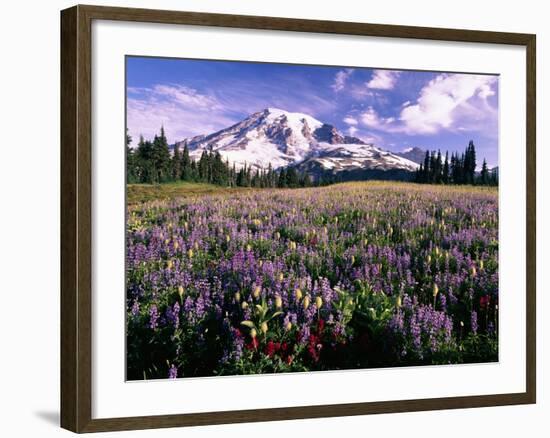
[181, 144, 191, 180]
[443, 151, 449, 184]
[172, 143, 181, 180]
[151, 126, 171, 183]
[480, 158, 489, 185]
[278, 168, 287, 188]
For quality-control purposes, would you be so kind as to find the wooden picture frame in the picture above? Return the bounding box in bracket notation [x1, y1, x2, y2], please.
[61, 4, 536, 433]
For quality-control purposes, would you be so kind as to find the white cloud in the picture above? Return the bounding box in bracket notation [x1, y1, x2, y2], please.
[126, 85, 237, 144]
[343, 116, 358, 125]
[399, 74, 497, 134]
[367, 70, 400, 90]
[150, 84, 221, 109]
[347, 126, 358, 136]
[359, 107, 396, 131]
[332, 68, 354, 92]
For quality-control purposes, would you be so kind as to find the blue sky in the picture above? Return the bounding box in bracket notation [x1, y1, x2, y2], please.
[127, 57, 499, 166]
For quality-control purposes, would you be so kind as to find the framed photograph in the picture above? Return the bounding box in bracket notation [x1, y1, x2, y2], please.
[60, 4, 536, 433]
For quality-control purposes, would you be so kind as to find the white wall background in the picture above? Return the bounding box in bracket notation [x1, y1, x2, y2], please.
[0, 0, 546, 436]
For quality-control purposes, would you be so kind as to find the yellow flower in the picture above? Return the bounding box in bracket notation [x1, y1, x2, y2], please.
[396, 295, 402, 308]
[178, 286, 184, 297]
[260, 322, 268, 335]
[432, 283, 439, 297]
[295, 288, 303, 301]
[285, 321, 292, 331]
[187, 249, 194, 259]
[234, 292, 241, 302]
[250, 328, 257, 339]
[246, 244, 252, 252]
[278, 273, 284, 282]
[275, 295, 282, 309]
[253, 286, 261, 299]
[173, 241, 179, 250]
[303, 296, 310, 310]
[471, 266, 477, 277]
[241, 301, 248, 310]
[315, 296, 323, 309]
[226, 235, 231, 243]
[167, 260, 174, 270]
[479, 260, 484, 270]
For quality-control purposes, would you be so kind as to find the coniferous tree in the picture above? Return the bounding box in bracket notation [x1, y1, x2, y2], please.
[480, 159, 489, 185]
[172, 143, 181, 180]
[423, 151, 430, 183]
[151, 127, 171, 183]
[286, 167, 299, 188]
[443, 151, 449, 184]
[190, 160, 197, 181]
[435, 150, 443, 183]
[459, 153, 466, 184]
[126, 130, 138, 183]
[416, 163, 424, 183]
[181, 144, 191, 181]
[278, 168, 287, 188]
[198, 150, 209, 182]
[463, 140, 476, 184]
[136, 135, 155, 183]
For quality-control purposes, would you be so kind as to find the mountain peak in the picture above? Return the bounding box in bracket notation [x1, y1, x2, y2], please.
[396, 146, 426, 165]
[175, 109, 419, 173]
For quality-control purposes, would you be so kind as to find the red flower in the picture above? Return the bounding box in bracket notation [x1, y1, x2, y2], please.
[479, 295, 490, 309]
[265, 341, 281, 357]
[307, 334, 322, 363]
[317, 318, 325, 333]
[245, 337, 259, 350]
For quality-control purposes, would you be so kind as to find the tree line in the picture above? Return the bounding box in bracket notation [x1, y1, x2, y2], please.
[126, 128, 314, 188]
[127, 128, 497, 188]
[414, 140, 497, 186]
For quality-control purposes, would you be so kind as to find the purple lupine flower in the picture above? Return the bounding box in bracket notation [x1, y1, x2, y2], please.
[166, 302, 180, 329]
[148, 305, 159, 330]
[168, 364, 178, 379]
[471, 310, 478, 335]
[131, 299, 140, 317]
[127, 180, 498, 377]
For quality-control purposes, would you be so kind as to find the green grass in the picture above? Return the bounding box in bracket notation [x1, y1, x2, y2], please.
[127, 181, 255, 204]
[127, 180, 498, 205]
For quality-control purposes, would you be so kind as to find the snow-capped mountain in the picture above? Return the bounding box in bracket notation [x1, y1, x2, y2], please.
[395, 147, 426, 165]
[174, 108, 419, 174]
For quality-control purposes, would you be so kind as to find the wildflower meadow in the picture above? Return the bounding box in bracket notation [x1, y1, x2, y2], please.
[126, 181, 498, 380]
